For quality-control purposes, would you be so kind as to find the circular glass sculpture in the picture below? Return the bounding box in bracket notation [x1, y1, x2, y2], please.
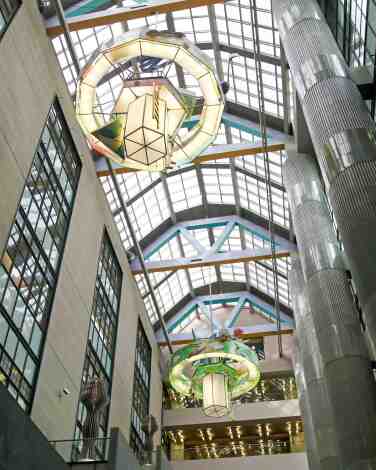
[76, 30, 224, 171]
[168, 338, 260, 418]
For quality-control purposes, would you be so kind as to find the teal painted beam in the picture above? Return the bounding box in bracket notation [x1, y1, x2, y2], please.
[185, 222, 227, 231]
[240, 222, 278, 245]
[144, 230, 179, 260]
[226, 296, 247, 328]
[182, 115, 272, 141]
[66, 0, 110, 18]
[167, 303, 197, 333]
[203, 297, 240, 305]
[206, 221, 236, 256]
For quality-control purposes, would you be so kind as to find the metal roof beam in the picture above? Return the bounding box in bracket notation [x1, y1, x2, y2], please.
[226, 101, 289, 134]
[45, 0, 225, 37]
[158, 290, 294, 340]
[158, 326, 294, 346]
[95, 141, 285, 176]
[136, 208, 292, 256]
[131, 246, 291, 274]
[153, 280, 293, 332]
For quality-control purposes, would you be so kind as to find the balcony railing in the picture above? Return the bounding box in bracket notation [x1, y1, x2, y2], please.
[49, 437, 111, 463]
[163, 374, 297, 410]
[165, 439, 304, 461]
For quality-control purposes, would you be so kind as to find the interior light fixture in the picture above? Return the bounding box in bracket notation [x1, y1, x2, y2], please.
[168, 334, 260, 418]
[76, 29, 224, 172]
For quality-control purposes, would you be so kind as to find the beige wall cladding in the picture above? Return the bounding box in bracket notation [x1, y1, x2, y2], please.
[0, 1, 162, 445]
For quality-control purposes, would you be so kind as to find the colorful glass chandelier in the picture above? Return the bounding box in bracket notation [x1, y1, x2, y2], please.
[168, 335, 260, 418]
[76, 29, 224, 171]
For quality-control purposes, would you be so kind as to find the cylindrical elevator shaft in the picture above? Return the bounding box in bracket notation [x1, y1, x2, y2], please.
[290, 255, 337, 470]
[284, 150, 376, 470]
[272, 0, 376, 358]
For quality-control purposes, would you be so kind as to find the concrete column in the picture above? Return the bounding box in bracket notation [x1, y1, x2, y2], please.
[272, 0, 376, 358]
[290, 256, 337, 470]
[284, 151, 376, 470]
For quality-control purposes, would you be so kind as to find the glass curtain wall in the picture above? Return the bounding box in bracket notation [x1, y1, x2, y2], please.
[130, 321, 152, 461]
[0, 99, 82, 412]
[73, 230, 122, 460]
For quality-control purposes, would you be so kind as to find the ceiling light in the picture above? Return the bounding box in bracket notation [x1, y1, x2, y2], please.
[168, 333, 260, 418]
[76, 30, 224, 172]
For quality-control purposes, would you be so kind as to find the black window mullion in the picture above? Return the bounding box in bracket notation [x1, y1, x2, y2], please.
[0, 98, 81, 413]
[0, 0, 21, 38]
[130, 321, 152, 461]
[74, 231, 122, 461]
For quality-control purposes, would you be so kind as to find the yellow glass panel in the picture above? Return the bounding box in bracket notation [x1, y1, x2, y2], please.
[167, 108, 186, 136]
[198, 73, 222, 105]
[76, 83, 97, 132]
[139, 39, 179, 60]
[105, 39, 141, 64]
[200, 104, 224, 135]
[175, 48, 208, 79]
[182, 129, 213, 159]
[82, 54, 111, 87]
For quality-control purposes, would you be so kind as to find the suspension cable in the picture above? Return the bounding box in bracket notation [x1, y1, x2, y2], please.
[249, 0, 283, 357]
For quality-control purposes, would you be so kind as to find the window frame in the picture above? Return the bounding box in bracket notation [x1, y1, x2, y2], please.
[0, 0, 22, 41]
[0, 97, 82, 413]
[73, 229, 123, 461]
[130, 320, 152, 462]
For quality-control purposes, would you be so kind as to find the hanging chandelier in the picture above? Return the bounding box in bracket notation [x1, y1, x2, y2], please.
[76, 29, 224, 172]
[168, 335, 260, 418]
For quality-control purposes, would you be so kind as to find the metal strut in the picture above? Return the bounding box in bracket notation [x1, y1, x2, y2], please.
[106, 162, 174, 354]
[249, 0, 283, 357]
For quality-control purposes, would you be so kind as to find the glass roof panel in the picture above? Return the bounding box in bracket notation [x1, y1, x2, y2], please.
[190, 266, 217, 289]
[220, 263, 247, 282]
[167, 170, 202, 212]
[47, 1, 293, 326]
[202, 167, 235, 205]
[126, 182, 170, 240]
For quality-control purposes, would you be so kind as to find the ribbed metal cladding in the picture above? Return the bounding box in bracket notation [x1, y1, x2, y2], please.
[273, 0, 376, 358]
[293, 340, 320, 470]
[329, 161, 376, 357]
[303, 79, 374, 188]
[290, 255, 338, 470]
[284, 151, 376, 470]
[293, 202, 344, 279]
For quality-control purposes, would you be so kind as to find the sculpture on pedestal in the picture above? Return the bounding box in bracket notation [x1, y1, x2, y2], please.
[141, 415, 158, 466]
[79, 377, 109, 461]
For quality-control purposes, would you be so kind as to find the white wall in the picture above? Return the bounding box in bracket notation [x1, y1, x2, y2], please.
[0, 1, 162, 444]
[170, 453, 308, 470]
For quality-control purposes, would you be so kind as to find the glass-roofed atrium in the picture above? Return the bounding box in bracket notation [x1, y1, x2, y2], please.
[4, 1, 376, 469]
[45, 0, 294, 335]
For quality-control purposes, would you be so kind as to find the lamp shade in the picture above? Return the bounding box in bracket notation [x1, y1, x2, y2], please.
[168, 337, 260, 419]
[202, 373, 231, 418]
[124, 94, 169, 167]
[76, 30, 224, 171]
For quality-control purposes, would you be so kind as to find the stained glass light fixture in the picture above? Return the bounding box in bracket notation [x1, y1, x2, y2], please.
[168, 336, 260, 418]
[76, 29, 224, 171]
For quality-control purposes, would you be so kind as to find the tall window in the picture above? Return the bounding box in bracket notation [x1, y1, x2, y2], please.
[0, 0, 21, 38]
[130, 321, 152, 461]
[0, 99, 81, 412]
[74, 231, 122, 459]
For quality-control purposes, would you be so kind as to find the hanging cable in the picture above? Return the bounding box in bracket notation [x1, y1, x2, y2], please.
[106, 162, 173, 354]
[249, 0, 283, 357]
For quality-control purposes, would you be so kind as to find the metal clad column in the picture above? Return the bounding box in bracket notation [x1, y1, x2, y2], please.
[290, 255, 337, 470]
[284, 150, 376, 470]
[272, 0, 376, 358]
